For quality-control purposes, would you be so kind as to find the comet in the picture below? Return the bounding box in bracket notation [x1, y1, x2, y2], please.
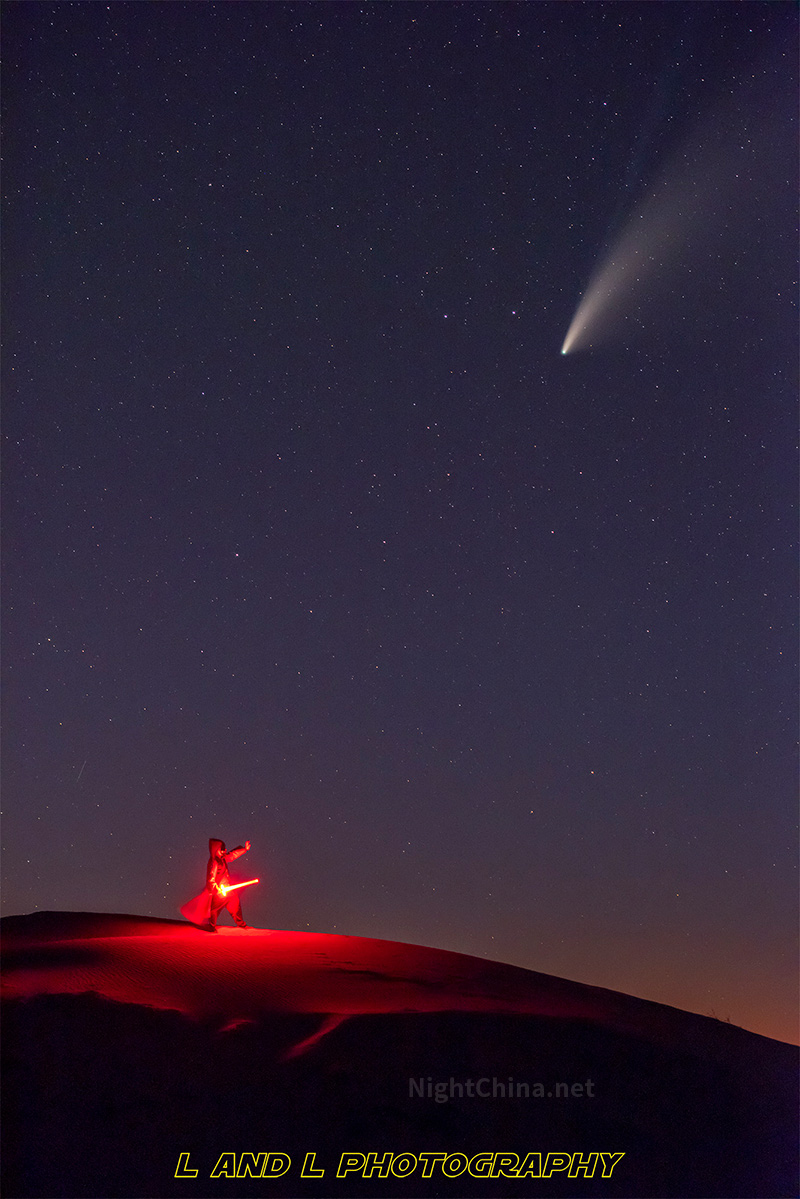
[561, 154, 709, 356]
[560, 50, 781, 357]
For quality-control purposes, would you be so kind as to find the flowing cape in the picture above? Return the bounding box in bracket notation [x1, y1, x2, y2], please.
[180, 889, 213, 924]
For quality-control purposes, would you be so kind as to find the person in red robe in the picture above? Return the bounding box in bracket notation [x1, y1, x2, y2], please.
[180, 838, 252, 930]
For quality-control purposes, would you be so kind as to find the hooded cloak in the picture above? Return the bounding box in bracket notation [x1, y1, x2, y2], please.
[180, 838, 248, 924]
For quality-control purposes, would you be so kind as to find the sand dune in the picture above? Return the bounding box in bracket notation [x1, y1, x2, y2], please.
[0, 910, 709, 1028]
[2, 911, 797, 1198]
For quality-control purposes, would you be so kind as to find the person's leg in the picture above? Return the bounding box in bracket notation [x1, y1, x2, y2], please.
[226, 893, 248, 928]
[208, 892, 226, 929]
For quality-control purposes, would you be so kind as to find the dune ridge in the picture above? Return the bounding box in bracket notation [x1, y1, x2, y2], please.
[2, 911, 797, 1199]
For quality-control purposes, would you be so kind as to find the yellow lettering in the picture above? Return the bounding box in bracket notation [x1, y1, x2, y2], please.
[418, 1152, 447, 1177]
[569, 1152, 598, 1178]
[210, 1152, 237, 1179]
[363, 1152, 392, 1178]
[468, 1153, 494, 1177]
[263, 1153, 291, 1177]
[542, 1152, 571, 1177]
[599, 1151, 625, 1177]
[236, 1153, 266, 1178]
[390, 1154, 417, 1177]
[174, 1152, 198, 1178]
[492, 1153, 520, 1177]
[441, 1153, 469, 1177]
[517, 1152, 542, 1178]
[337, 1153, 366, 1178]
[301, 1151, 325, 1177]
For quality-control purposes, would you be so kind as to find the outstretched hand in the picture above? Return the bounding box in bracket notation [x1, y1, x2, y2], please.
[244, 840, 251, 851]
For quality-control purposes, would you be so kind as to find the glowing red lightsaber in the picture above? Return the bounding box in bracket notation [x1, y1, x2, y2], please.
[218, 878, 259, 896]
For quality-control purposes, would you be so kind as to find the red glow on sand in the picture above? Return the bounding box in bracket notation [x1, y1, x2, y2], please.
[1, 913, 794, 1047]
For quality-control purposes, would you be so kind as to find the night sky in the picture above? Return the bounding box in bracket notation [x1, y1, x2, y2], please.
[3, 2, 797, 1044]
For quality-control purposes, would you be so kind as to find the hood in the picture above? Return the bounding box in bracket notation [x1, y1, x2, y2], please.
[209, 838, 226, 858]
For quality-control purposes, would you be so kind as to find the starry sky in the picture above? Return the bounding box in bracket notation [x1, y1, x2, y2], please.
[2, 2, 797, 1044]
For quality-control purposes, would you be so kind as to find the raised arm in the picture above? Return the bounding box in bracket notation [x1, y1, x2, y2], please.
[224, 840, 250, 864]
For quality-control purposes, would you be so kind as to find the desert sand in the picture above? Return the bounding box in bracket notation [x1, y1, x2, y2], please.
[2, 911, 797, 1198]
